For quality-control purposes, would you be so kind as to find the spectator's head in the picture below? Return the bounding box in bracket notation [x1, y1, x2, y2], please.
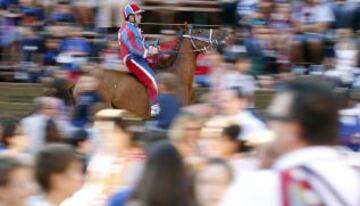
[68, 129, 91, 155]
[45, 37, 61, 50]
[349, 87, 360, 106]
[267, 79, 339, 155]
[34, 97, 59, 117]
[94, 109, 143, 152]
[22, 26, 37, 38]
[19, 0, 35, 6]
[0, 120, 28, 152]
[235, 54, 251, 74]
[0, 123, 2, 143]
[336, 28, 354, 39]
[50, 78, 73, 106]
[169, 112, 203, 147]
[259, 0, 274, 14]
[50, 2, 74, 24]
[196, 158, 233, 206]
[106, 35, 119, 49]
[56, 0, 72, 14]
[45, 118, 63, 144]
[221, 87, 248, 115]
[35, 144, 83, 200]
[207, 50, 223, 68]
[217, 124, 242, 157]
[69, 27, 83, 38]
[158, 73, 180, 93]
[223, 27, 236, 46]
[274, 2, 291, 15]
[0, 155, 34, 206]
[304, 0, 316, 5]
[108, 39, 119, 49]
[130, 141, 196, 206]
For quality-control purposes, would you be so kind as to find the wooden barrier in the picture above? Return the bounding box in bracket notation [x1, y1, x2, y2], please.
[0, 82, 44, 118]
[0, 81, 278, 118]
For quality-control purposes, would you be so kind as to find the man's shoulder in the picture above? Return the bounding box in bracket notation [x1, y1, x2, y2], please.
[231, 169, 280, 193]
[27, 195, 54, 206]
[221, 170, 280, 206]
[120, 25, 137, 36]
[239, 169, 279, 183]
[22, 114, 40, 123]
[237, 110, 265, 126]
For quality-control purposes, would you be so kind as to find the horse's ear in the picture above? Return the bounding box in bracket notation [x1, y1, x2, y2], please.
[176, 22, 187, 34]
[184, 22, 189, 32]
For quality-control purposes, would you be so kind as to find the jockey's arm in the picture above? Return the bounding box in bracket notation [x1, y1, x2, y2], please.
[134, 30, 159, 55]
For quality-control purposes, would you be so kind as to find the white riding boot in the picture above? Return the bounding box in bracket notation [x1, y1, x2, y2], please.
[151, 104, 160, 117]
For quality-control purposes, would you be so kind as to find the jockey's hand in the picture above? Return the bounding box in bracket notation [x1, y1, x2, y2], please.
[149, 46, 159, 55]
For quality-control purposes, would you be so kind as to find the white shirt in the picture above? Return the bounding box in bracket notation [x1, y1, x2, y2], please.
[293, 3, 334, 24]
[220, 147, 360, 206]
[237, 0, 259, 17]
[235, 110, 268, 140]
[228, 157, 259, 180]
[27, 195, 55, 206]
[21, 113, 71, 154]
[219, 72, 257, 95]
[21, 114, 49, 154]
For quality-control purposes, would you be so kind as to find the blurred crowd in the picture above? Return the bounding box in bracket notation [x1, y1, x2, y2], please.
[0, 0, 359, 84]
[0, 78, 360, 206]
[0, 0, 360, 206]
[0, 0, 140, 83]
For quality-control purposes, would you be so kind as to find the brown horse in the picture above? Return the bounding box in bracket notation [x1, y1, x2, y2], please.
[74, 27, 225, 119]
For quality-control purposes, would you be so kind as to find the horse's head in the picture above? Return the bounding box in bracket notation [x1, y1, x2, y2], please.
[182, 25, 226, 52]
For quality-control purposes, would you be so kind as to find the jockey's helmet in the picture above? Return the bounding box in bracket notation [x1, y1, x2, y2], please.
[123, 4, 144, 20]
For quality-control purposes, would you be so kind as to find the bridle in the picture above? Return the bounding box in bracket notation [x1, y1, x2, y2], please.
[182, 27, 219, 52]
[158, 27, 222, 56]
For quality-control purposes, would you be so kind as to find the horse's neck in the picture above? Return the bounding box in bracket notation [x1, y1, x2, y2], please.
[171, 39, 198, 90]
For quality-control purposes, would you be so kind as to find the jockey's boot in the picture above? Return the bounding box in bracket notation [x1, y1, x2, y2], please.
[151, 104, 160, 117]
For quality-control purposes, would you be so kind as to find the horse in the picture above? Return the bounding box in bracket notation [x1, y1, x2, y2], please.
[73, 26, 225, 119]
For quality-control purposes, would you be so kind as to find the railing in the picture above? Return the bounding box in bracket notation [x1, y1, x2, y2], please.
[0, 82, 45, 118]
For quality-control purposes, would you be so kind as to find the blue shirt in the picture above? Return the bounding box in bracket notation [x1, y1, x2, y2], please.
[339, 108, 360, 151]
[331, 2, 360, 30]
[0, 144, 6, 151]
[0, 0, 17, 9]
[60, 39, 91, 54]
[43, 50, 59, 65]
[22, 38, 42, 61]
[72, 91, 101, 128]
[107, 188, 133, 206]
[20, 6, 44, 21]
[50, 12, 76, 23]
[156, 94, 182, 129]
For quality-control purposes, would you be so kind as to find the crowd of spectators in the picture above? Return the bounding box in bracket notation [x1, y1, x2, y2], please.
[0, 0, 136, 83]
[0, 0, 360, 206]
[0, 78, 359, 206]
[0, 0, 359, 85]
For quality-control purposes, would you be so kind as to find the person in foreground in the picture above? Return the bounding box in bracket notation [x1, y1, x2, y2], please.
[125, 141, 197, 206]
[28, 144, 84, 206]
[221, 79, 360, 206]
[0, 155, 34, 206]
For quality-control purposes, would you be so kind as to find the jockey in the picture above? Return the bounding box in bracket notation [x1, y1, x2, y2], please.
[118, 3, 159, 116]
